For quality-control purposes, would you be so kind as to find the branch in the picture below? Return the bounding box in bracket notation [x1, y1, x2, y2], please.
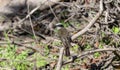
[56, 47, 64, 70]
[71, 0, 104, 40]
[63, 48, 120, 65]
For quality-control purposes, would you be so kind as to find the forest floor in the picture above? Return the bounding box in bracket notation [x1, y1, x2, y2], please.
[0, 0, 120, 70]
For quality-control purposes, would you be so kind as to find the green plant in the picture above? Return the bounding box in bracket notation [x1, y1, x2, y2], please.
[34, 53, 47, 68]
[62, 65, 69, 70]
[60, 21, 69, 28]
[44, 44, 50, 55]
[52, 40, 62, 47]
[4, 31, 11, 47]
[94, 52, 100, 58]
[112, 26, 120, 34]
[98, 43, 103, 48]
[72, 44, 79, 53]
[0, 45, 32, 70]
[85, 43, 91, 50]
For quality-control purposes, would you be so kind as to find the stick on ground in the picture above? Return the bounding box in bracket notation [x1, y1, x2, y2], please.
[56, 47, 64, 70]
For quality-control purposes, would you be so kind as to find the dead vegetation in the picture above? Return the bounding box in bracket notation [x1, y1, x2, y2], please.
[0, 0, 120, 70]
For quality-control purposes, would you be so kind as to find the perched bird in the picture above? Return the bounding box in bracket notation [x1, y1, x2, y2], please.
[55, 23, 71, 56]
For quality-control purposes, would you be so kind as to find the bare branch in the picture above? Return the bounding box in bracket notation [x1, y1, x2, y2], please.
[63, 48, 120, 65]
[71, 0, 104, 40]
[56, 47, 64, 70]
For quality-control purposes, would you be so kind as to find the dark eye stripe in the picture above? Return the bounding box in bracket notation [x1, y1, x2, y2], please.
[56, 24, 64, 27]
[55, 23, 64, 27]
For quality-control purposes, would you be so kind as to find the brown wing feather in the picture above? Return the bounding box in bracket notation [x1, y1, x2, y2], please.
[58, 28, 71, 56]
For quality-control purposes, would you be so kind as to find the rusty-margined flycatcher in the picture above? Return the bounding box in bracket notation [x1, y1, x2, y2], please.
[55, 23, 71, 56]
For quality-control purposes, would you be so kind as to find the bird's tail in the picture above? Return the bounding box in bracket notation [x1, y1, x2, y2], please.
[65, 47, 70, 56]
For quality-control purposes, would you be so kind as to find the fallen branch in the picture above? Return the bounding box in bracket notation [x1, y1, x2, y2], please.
[63, 48, 120, 65]
[71, 0, 104, 40]
[56, 47, 64, 70]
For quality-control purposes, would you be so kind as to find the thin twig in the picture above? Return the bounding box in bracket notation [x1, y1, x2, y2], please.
[12, 0, 49, 29]
[0, 41, 33, 44]
[27, 1, 38, 43]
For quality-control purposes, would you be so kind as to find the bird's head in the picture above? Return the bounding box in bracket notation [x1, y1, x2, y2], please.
[55, 23, 64, 29]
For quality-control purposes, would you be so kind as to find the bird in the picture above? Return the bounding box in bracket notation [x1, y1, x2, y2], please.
[55, 23, 71, 56]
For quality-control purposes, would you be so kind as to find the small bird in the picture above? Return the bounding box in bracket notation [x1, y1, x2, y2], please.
[55, 23, 71, 56]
